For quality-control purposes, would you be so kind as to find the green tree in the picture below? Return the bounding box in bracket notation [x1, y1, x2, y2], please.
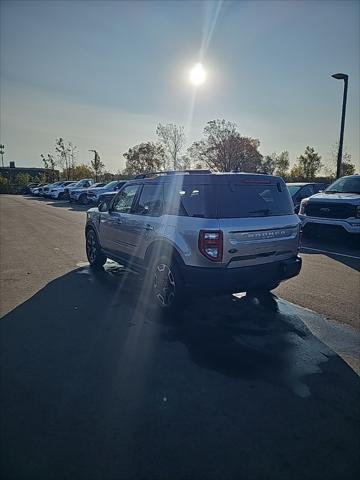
[156, 123, 185, 170]
[340, 159, 356, 176]
[55, 138, 77, 180]
[89, 150, 105, 181]
[295, 146, 323, 180]
[123, 142, 166, 176]
[261, 154, 277, 174]
[0, 175, 10, 193]
[329, 145, 356, 177]
[71, 164, 93, 180]
[15, 173, 31, 185]
[289, 163, 304, 181]
[274, 151, 290, 178]
[188, 119, 263, 172]
[41, 153, 57, 181]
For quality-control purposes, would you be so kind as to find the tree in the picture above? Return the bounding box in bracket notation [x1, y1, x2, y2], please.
[41, 154, 49, 168]
[329, 145, 356, 177]
[261, 154, 277, 174]
[89, 150, 104, 181]
[123, 142, 166, 176]
[72, 164, 93, 180]
[296, 146, 323, 181]
[55, 138, 77, 180]
[15, 173, 31, 185]
[177, 154, 191, 170]
[0, 175, 10, 194]
[188, 119, 263, 172]
[274, 151, 290, 178]
[340, 159, 356, 176]
[156, 123, 185, 170]
[289, 163, 304, 182]
[41, 153, 57, 181]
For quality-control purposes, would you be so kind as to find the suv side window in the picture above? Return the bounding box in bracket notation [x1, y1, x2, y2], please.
[134, 184, 163, 217]
[163, 183, 215, 217]
[112, 184, 139, 213]
[297, 185, 313, 199]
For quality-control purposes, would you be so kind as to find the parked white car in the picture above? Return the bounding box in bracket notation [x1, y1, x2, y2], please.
[46, 181, 75, 198]
[43, 181, 65, 197]
[50, 181, 77, 200]
[51, 179, 94, 200]
[299, 175, 360, 236]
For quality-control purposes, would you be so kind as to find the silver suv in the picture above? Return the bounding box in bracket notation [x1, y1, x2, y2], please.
[85, 171, 302, 310]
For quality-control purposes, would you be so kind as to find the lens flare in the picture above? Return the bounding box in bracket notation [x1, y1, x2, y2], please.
[189, 63, 207, 86]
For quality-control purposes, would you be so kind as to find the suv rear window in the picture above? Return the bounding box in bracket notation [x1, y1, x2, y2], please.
[164, 182, 293, 218]
[217, 184, 294, 218]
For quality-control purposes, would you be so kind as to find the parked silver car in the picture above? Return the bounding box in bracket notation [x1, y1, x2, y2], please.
[51, 179, 93, 200]
[85, 171, 302, 310]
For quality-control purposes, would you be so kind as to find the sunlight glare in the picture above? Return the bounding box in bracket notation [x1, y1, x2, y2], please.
[189, 63, 207, 86]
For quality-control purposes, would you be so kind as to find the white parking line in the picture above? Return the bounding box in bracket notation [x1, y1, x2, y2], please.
[301, 246, 360, 260]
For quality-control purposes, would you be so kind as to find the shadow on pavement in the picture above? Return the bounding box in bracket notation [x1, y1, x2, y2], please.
[1, 263, 359, 480]
[24, 195, 90, 212]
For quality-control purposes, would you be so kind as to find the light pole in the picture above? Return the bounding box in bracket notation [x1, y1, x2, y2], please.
[0, 144, 4, 167]
[331, 73, 348, 179]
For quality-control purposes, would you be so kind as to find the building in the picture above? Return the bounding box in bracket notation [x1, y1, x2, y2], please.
[0, 161, 59, 182]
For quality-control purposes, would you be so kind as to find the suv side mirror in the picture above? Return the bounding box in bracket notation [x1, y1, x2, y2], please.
[98, 201, 108, 212]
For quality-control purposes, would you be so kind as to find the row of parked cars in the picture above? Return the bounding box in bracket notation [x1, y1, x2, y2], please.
[28, 178, 126, 206]
[27, 175, 360, 238]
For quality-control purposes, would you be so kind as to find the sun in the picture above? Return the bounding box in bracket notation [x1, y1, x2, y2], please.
[189, 63, 207, 86]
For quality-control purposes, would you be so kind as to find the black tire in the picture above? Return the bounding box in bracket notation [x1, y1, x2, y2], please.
[86, 229, 107, 268]
[146, 254, 184, 313]
[80, 194, 88, 205]
[58, 192, 64, 200]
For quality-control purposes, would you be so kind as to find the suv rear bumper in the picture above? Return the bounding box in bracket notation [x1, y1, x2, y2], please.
[180, 256, 302, 293]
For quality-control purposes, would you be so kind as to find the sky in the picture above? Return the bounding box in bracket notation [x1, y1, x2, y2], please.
[1, 0, 359, 173]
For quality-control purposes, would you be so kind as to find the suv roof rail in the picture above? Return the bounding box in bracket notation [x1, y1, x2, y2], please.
[134, 169, 211, 179]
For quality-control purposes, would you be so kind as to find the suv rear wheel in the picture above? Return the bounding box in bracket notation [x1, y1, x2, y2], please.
[147, 255, 184, 312]
[86, 229, 106, 268]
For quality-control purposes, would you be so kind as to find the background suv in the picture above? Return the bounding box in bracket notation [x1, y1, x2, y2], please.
[299, 175, 360, 236]
[85, 171, 302, 311]
[51, 179, 93, 200]
[70, 182, 106, 205]
[87, 180, 127, 205]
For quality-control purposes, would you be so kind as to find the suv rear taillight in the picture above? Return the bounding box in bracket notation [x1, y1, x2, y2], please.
[198, 230, 223, 262]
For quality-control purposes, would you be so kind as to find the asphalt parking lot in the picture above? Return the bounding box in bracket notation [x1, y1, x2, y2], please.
[1, 195, 359, 480]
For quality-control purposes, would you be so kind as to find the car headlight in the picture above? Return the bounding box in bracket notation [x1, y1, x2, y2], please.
[299, 199, 309, 215]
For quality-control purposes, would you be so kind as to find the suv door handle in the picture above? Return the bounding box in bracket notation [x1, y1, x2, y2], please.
[144, 224, 154, 231]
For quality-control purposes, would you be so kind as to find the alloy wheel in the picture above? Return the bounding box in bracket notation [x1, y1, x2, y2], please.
[153, 263, 176, 307]
[86, 231, 97, 263]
